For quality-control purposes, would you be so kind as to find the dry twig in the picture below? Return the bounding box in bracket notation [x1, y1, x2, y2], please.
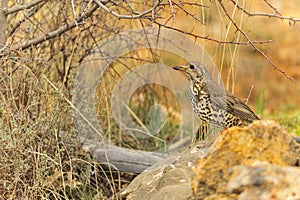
[93, 0, 161, 19]
[153, 21, 274, 45]
[219, 0, 295, 81]
[4, 0, 44, 15]
[8, 4, 99, 51]
[230, 0, 300, 23]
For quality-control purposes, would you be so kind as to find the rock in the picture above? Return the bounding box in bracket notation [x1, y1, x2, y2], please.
[119, 149, 203, 200]
[193, 120, 300, 199]
[120, 120, 300, 200]
[227, 161, 300, 200]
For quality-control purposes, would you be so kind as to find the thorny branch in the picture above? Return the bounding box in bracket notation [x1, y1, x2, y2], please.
[6, 4, 99, 51]
[163, 1, 206, 25]
[230, 0, 300, 23]
[152, 21, 274, 45]
[93, 0, 274, 45]
[0, 0, 296, 81]
[93, 0, 161, 19]
[4, 0, 44, 15]
[263, 0, 282, 15]
[218, 0, 295, 81]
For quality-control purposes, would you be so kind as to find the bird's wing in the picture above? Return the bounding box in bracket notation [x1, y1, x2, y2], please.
[224, 92, 260, 122]
[207, 85, 260, 123]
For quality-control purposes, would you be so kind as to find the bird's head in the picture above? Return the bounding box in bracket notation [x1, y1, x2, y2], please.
[173, 61, 209, 83]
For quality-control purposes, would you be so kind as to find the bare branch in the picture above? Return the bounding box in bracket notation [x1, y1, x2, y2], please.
[94, 0, 161, 19]
[153, 21, 274, 45]
[8, 4, 99, 51]
[170, 1, 205, 25]
[172, 2, 208, 7]
[125, 0, 139, 15]
[263, 0, 282, 15]
[230, 0, 300, 23]
[168, 0, 176, 21]
[8, 2, 45, 37]
[71, 0, 78, 26]
[91, 142, 166, 173]
[218, 0, 295, 81]
[4, 0, 44, 16]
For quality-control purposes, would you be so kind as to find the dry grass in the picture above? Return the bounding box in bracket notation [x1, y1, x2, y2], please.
[0, 56, 88, 198]
[0, 54, 139, 199]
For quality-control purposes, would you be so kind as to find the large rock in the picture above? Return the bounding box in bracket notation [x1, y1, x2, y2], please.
[120, 120, 300, 200]
[226, 161, 300, 200]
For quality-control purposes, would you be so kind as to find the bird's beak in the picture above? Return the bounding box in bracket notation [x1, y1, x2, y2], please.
[173, 65, 187, 71]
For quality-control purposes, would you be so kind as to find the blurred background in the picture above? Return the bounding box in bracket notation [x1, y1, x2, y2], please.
[0, 0, 299, 198]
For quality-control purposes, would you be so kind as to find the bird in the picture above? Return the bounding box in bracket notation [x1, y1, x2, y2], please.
[173, 61, 260, 129]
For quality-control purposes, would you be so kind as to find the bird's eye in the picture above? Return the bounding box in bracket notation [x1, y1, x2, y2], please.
[189, 64, 195, 69]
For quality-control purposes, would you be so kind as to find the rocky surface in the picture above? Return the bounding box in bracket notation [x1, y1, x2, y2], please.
[226, 161, 300, 200]
[120, 120, 300, 200]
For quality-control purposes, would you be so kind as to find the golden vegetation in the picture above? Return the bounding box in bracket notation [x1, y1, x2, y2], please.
[0, 0, 299, 199]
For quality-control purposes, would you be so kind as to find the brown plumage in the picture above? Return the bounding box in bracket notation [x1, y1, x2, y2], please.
[173, 61, 259, 129]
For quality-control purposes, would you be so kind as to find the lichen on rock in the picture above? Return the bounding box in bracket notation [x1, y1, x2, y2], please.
[121, 120, 300, 200]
